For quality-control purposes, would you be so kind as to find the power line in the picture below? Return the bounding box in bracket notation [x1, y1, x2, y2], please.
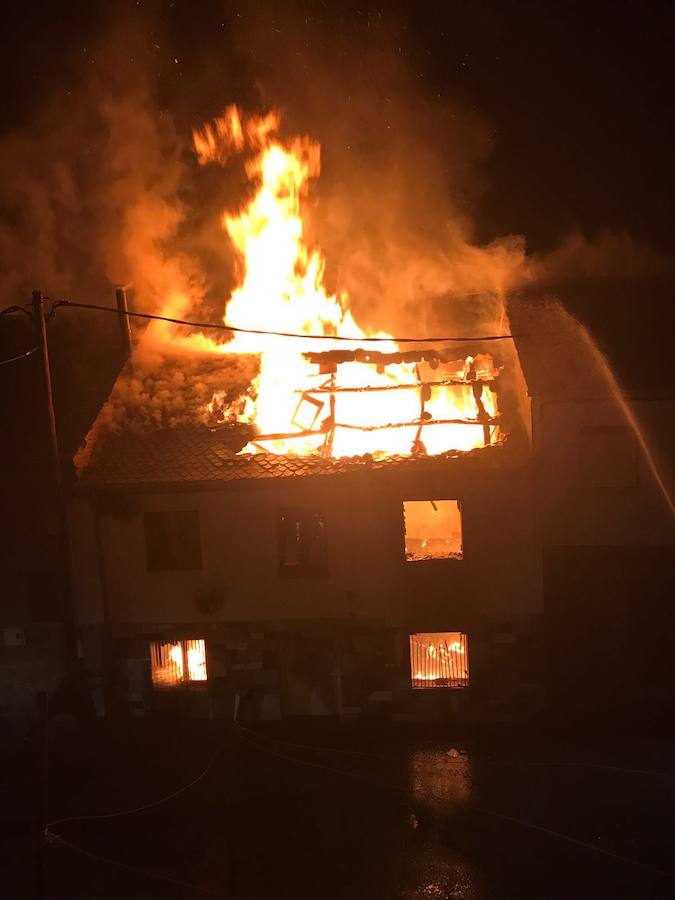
[0, 304, 33, 319]
[0, 346, 37, 366]
[0, 303, 38, 366]
[52, 299, 515, 344]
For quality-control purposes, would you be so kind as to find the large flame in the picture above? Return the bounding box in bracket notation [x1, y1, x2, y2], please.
[191, 106, 500, 459]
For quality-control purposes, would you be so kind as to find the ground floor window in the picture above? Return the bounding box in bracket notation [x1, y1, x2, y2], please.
[409, 632, 469, 689]
[150, 639, 208, 688]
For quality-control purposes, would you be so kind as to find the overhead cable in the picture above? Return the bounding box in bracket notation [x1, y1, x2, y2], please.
[0, 304, 33, 318]
[0, 347, 38, 366]
[52, 298, 516, 344]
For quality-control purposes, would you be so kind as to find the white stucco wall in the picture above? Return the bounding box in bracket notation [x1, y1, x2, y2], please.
[534, 397, 675, 546]
[70, 461, 541, 629]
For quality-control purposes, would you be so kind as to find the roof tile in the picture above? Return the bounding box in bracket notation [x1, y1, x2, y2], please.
[76, 425, 506, 488]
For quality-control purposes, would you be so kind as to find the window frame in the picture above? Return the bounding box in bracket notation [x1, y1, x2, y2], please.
[143, 510, 202, 572]
[401, 498, 464, 564]
[409, 631, 470, 690]
[149, 638, 208, 690]
[277, 507, 329, 577]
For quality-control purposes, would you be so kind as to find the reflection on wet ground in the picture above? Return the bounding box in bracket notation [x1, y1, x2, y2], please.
[4, 721, 675, 899]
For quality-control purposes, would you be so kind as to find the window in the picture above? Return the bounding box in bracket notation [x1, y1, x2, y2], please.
[403, 500, 463, 561]
[580, 426, 638, 488]
[409, 632, 469, 689]
[144, 511, 202, 571]
[150, 639, 208, 688]
[278, 509, 329, 576]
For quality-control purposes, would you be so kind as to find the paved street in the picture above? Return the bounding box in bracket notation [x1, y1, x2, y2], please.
[2, 720, 674, 899]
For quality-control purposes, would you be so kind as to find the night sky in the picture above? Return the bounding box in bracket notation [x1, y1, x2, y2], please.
[1, 0, 674, 472]
[2, 1, 674, 250]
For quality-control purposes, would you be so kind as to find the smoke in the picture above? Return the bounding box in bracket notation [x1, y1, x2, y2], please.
[530, 230, 674, 287]
[0, 23, 202, 326]
[4, 4, 672, 442]
[221, 5, 531, 338]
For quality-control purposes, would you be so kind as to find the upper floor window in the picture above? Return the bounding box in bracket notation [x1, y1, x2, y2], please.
[144, 510, 202, 571]
[580, 426, 638, 488]
[403, 499, 463, 561]
[278, 509, 329, 576]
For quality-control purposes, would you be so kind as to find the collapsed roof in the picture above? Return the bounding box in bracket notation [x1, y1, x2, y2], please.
[74, 296, 607, 489]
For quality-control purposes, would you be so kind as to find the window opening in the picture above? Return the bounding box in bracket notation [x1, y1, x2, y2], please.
[403, 499, 462, 561]
[150, 639, 208, 688]
[144, 510, 202, 571]
[410, 632, 469, 689]
[278, 509, 329, 576]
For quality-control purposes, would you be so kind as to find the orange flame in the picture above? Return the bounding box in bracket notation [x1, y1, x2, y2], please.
[190, 106, 500, 458]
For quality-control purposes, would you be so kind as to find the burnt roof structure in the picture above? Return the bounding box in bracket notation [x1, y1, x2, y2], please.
[74, 297, 606, 491]
[75, 426, 509, 489]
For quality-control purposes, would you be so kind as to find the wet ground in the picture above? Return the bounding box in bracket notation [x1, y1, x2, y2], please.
[2, 718, 675, 899]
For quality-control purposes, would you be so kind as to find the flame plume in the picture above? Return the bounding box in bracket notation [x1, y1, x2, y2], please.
[191, 106, 500, 459]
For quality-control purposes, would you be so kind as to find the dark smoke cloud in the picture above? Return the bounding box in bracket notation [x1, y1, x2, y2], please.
[2, 2, 672, 438]
[0, 23, 200, 321]
[222, 3, 529, 337]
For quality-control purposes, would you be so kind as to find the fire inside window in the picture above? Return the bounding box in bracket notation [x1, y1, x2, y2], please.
[403, 500, 463, 561]
[278, 509, 329, 576]
[150, 639, 208, 688]
[410, 632, 469, 689]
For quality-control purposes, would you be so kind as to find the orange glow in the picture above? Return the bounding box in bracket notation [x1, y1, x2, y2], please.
[404, 500, 463, 561]
[187, 107, 502, 459]
[410, 632, 469, 689]
[150, 639, 207, 688]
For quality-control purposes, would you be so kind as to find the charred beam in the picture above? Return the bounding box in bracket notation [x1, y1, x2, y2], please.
[303, 347, 488, 367]
[252, 428, 326, 442]
[252, 415, 499, 444]
[293, 377, 496, 394]
[333, 416, 500, 432]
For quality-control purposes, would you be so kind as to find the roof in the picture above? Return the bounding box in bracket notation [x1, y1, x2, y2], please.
[74, 295, 599, 489]
[75, 426, 509, 489]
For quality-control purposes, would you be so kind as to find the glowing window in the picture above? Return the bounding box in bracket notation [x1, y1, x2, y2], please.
[409, 632, 469, 689]
[403, 500, 463, 561]
[150, 639, 208, 689]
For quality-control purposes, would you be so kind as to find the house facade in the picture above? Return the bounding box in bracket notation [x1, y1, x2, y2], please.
[60, 297, 675, 725]
[4, 297, 671, 724]
[69, 438, 541, 722]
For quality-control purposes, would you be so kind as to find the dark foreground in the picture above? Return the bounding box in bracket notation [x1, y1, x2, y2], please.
[2, 718, 674, 899]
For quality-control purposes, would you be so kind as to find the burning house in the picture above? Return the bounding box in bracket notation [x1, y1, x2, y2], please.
[61, 107, 674, 724]
[61, 106, 539, 722]
[70, 378, 537, 721]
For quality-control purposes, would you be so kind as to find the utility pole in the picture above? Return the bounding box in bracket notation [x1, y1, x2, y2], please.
[115, 284, 132, 358]
[32, 290, 61, 490]
[31, 289, 77, 665]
